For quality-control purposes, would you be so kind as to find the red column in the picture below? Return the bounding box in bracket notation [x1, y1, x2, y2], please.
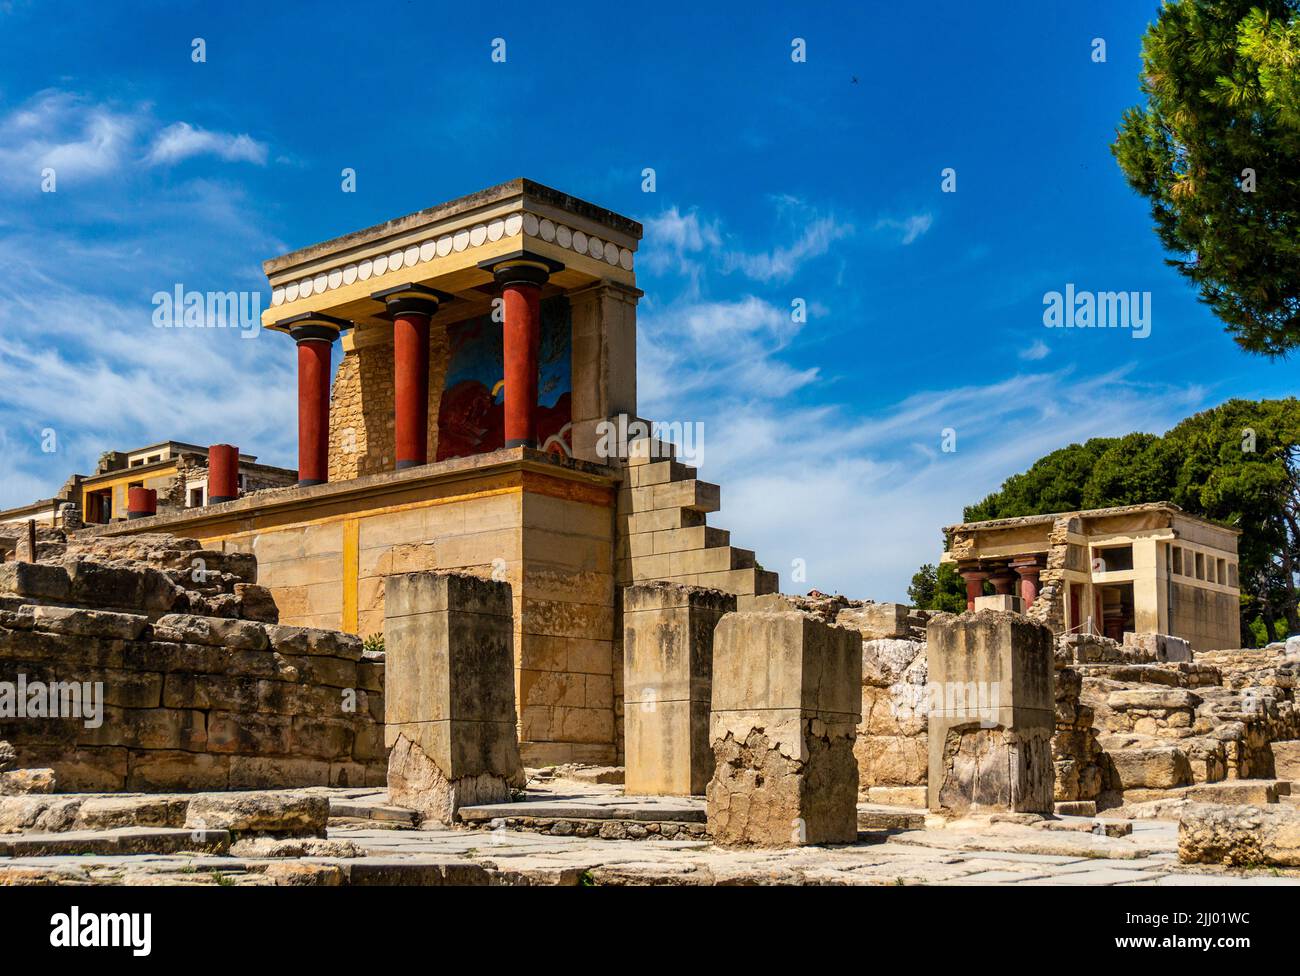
[280, 319, 345, 487]
[393, 312, 430, 468]
[1012, 560, 1041, 610]
[989, 570, 1015, 595]
[961, 570, 988, 612]
[208, 444, 239, 503]
[502, 281, 541, 448]
[479, 253, 564, 450]
[127, 487, 157, 519]
[372, 284, 449, 470]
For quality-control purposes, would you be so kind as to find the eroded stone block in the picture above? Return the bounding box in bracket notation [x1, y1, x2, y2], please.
[623, 582, 734, 796]
[384, 572, 523, 823]
[706, 610, 860, 846]
[926, 610, 1055, 815]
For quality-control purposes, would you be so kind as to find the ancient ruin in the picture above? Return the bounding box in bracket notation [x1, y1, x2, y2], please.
[3, 180, 1300, 887]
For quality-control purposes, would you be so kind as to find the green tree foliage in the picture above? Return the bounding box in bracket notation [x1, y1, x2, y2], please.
[916, 399, 1300, 643]
[1112, 1, 1300, 354]
[908, 561, 968, 614]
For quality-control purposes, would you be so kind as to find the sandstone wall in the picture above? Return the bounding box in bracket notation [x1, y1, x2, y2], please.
[0, 535, 385, 792]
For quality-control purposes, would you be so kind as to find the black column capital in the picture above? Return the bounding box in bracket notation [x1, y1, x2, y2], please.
[371, 282, 455, 319]
[275, 311, 351, 344]
[478, 250, 565, 288]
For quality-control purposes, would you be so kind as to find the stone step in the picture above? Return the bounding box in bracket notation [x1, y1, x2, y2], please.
[1054, 800, 1097, 817]
[0, 826, 231, 857]
[622, 507, 706, 536]
[1121, 779, 1284, 807]
[857, 806, 926, 831]
[327, 798, 418, 826]
[625, 459, 695, 488]
[653, 479, 720, 514]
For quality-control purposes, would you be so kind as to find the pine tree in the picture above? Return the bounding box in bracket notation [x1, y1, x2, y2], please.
[1112, 0, 1300, 354]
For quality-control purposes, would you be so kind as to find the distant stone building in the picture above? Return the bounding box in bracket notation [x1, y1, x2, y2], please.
[0, 441, 297, 529]
[942, 502, 1240, 652]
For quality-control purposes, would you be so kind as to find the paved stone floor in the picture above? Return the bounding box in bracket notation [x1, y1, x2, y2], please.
[2, 779, 1298, 886]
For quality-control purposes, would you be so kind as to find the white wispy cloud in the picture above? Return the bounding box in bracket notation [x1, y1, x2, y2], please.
[145, 122, 268, 166]
[0, 90, 269, 192]
[1019, 338, 1051, 361]
[722, 215, 854, 282]
[874, 213, 933, 245]
[0, 91, 137, 185]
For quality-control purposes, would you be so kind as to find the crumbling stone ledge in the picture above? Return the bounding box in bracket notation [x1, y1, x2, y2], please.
[464, 816, 709, 840]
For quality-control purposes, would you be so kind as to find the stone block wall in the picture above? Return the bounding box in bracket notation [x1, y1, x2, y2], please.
[0, 534, 385, 792]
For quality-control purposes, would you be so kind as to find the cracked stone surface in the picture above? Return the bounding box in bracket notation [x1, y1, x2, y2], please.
[2, 783, 1297, 885]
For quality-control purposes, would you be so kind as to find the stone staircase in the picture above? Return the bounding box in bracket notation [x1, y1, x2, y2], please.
[614, 436, 777, 607]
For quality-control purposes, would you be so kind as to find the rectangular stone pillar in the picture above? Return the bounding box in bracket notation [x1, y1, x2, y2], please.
[384, 571, 524, 824]
[707, 609, 861, 846]
[926, 610, 1054, 816]
[623, 582, 734, 796]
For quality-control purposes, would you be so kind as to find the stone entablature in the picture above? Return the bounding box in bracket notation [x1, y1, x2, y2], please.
[261, 179, 640, 329]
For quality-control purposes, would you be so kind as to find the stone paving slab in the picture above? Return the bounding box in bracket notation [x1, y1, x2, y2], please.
[2, 786, 1299, 886]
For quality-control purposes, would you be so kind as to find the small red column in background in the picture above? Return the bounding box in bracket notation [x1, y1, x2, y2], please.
[989, 569, 1015, 596]
[127, 487, 157, 519]
[479, 252, 565, 449]
[371, 284, 452, 470]
[961, 570, 988, 612]
[1012, 559, 1042, 610]
[207, 444, 239, 504]
[275, 314, 349, 487]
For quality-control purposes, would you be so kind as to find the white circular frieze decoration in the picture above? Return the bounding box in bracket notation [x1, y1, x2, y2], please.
[342, 264, 358, 285]
[373, 255, 389, 276]
[285, 282, 300, 301]
[388, 250, 403, 271]
[604, 241, 620, 264]
[420, 241, 436, 262]
[555, 225, 572, 248]
[358, 259, 373, 281]
[487, 218, 504, 242]
[404, 246, 420, 267]
[619, 247, 634, 270]
[453, 229, 470, 252]
[522, 213, 539, 236]
[313, 273, 328, 294]
[328, 269, 343, 289]
[271, 286, 285, 306]
[469, 224, 487, 247]
[539, 218, 555, 242]
[299, 277, 314, 298]
[572, 230, 588, 254]
[588, 236, 603, 258]
[504, 214, 523, 236]
[437, 234, 453, 257]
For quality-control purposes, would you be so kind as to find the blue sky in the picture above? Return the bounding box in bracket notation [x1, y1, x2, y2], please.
[0, 0, 1293, 600]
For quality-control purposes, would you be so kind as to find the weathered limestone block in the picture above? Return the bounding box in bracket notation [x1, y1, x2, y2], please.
[0, 562, 71, 602]
[926, 611, 1055, 816]
[706, 610, 861, 847]
[1107, 744, 1193, 789]
[1124, 632, 1192, 663]
[184, 791, 328, 838]
[1179, 804, 1300, 866]
[835, 602, 912, 640]
[1271, 739, 1300, 781]
[0, 768, 56, 795]
[623, 582, 734, 796]
[153, 613, 269, 650]
[384, 572, 523, 824]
